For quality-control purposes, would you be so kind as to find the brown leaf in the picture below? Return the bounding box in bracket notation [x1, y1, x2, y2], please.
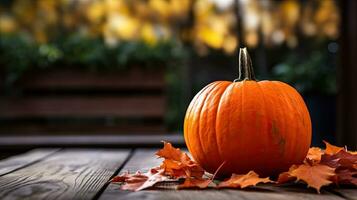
[334, 150, 357, 170]
[277, 165, 298, 184]
[217, 171, 272, 189]
[334, 169, 357, 186]
[112, 168, 168, 191]
[135, 169, 169, 191]
[290, 164, 335, 193]
[324, 141, 345, 155]
[320, 153, 341, 168]
[178, 161, 225, 189]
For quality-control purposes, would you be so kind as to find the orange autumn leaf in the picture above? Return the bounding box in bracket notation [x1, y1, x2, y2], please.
[178, 161, 226, 189]
[290, 164, 335, 193]
[277, 165, 298, 184]
[156, 141, 204, 179]
[113, 140, 355, 193]
[156, 141, 190, 163]
[217, 171, 272, 189]
[324, 140, 345, 155]
[306, 147, 324, 163]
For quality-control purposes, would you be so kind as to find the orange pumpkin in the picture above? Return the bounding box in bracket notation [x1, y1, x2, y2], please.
[184, 48, 311, 177]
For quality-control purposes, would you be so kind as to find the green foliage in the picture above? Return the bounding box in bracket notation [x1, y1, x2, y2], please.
[0, 33, 186, 83]
[272, 49, 337, 95]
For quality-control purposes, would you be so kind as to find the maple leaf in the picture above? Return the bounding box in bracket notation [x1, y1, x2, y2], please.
[306, 147, 324, 163]
[112, 168, 169, 191]
[320, 153, 341, 169]
[324, 141, 345, 155]
[277, 165, 298, 184]
[178, 161, 226, 189]
[217, 171, 272, 189]
[334, 169, 357, 186]
[334, 150, 357, 170]
[290, 164, 335, 193]
[156, 141, 204, 179]
[156, 141, 191, 164]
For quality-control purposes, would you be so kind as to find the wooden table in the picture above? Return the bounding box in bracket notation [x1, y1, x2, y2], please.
[0, 148, 355, 200]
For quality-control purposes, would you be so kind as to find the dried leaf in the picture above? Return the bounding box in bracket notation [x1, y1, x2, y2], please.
[178, 161, 225, 189]
[112, 168, 168, 191]
[334, 150, 357, 170]
[290, 164, 335, 193]
[156, 141, 204, 179]
[217, 171, 272, 189]
[306, 147, 324, 163]
[277, 165, 298, 184]
[135, 169, 169, 191]
[334, 169, 357, 186]
[320, 154, 341, 169]
[324, 141, 345, 155]
[156, 141, 191, 164]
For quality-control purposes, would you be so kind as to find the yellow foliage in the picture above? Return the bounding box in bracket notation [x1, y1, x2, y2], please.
[2, 0, 340, 53]
[141, 23, 158, 45]
[0, 15, 18, 33]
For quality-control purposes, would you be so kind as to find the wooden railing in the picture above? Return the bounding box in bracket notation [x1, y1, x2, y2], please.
[0, 67, 167, 135]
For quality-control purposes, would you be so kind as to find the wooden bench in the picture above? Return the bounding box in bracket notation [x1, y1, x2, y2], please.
[0, 148, 355, 200]
[0, 67, 167, 135]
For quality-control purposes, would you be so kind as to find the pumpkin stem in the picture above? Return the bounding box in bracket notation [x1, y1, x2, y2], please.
[234, 47, 256, 82]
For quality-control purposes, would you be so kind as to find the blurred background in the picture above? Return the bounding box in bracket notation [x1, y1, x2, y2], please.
[0, 0, 355, 151]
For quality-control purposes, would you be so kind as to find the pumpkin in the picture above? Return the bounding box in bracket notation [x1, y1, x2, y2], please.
[184, 48, 311, 177]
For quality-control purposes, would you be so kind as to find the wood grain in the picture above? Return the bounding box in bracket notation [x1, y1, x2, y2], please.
[100, 149, 344, 200]
[0, 134, 185, 148]
[0, 149, 130, 200]
[0, 149, 59, 176]
[331, 188, 357, 200]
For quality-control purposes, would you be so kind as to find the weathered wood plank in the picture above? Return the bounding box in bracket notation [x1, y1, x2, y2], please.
[0, 149, 130, 200]
[0, 96, 165, 118]
[0, 149, 59, 176]
[331, 188, 357, 200]
[0, 134, 184, 148]
[99, 149, 344, 200]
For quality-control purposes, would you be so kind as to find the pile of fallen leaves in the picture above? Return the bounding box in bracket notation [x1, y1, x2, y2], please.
[111, 141, 357, 193]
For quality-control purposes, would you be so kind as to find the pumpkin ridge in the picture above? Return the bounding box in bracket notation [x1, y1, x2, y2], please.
[211, 82, 231, 171]
[271, 81, 299, 165]
[184, 82, 217, 159]
[215, 83, 237, 174]
[255, 81, 270, 168]
[274, 81, 311, 160]
[197, 82, 224, 171]
[191, 82, 220, 167]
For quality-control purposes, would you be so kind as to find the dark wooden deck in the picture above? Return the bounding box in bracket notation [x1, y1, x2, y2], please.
[0, 148, 355, 200]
